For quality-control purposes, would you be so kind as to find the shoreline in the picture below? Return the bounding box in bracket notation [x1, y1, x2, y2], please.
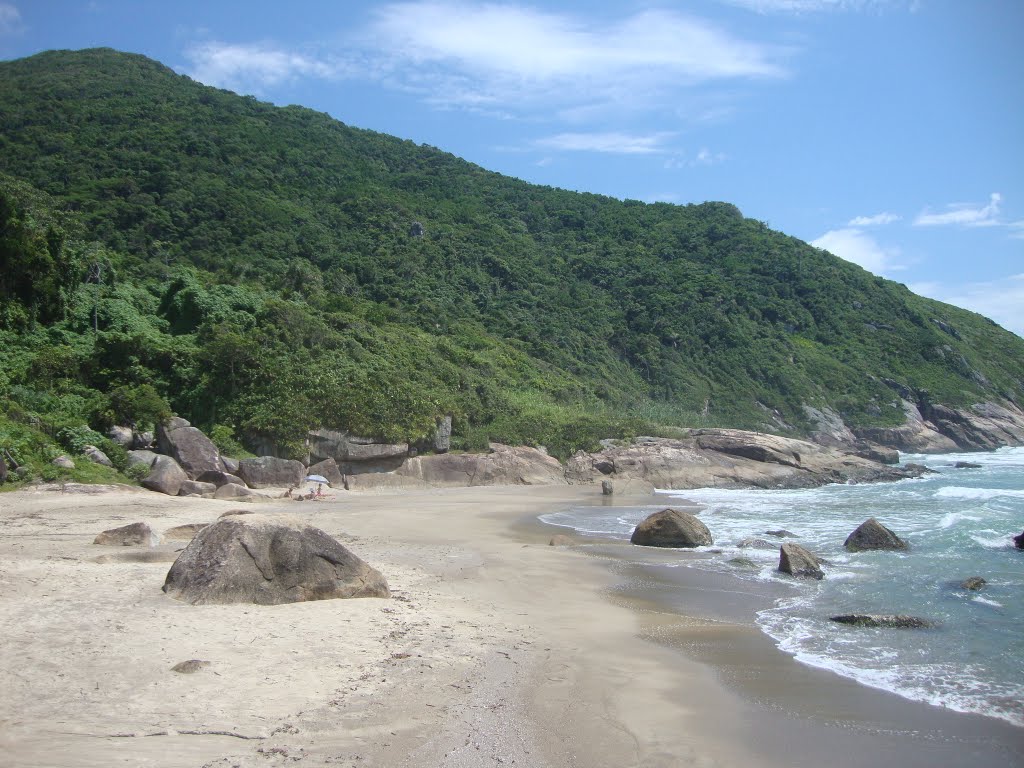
[0, 484, 1020, 767]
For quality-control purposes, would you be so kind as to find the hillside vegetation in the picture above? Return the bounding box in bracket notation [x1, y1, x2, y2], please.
[2, 48, 1022, 476]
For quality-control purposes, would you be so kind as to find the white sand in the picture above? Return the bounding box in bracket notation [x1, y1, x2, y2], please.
[0, 483, 773, 768]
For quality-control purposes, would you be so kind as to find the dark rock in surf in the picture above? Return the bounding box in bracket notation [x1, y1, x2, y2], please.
[954, 461, 982, 469]
[844, 518, 908, 552]
[778, 542, 824, 580]
[830, 614, 937, 629]
[1014, 530, 1024, 550]
[630, 508, 712, 548]
[959, 576, 986, 591]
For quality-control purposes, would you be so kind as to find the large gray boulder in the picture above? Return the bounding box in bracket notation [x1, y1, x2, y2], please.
[308, 429, 409, 468]
[142, 455, 188, 496]
[162, 514, 390, 605]
[306, 457, 344, 487]
[630, 508, 712, 548]
[844, 518, 908, 552]
[156, 418, 223, 479]
[107, 425, 134, 447]
[778, 542, 824, 579]
[236, 456, 305, 489]
[126, 449, 159, 469]
[82, 445, 113, 467]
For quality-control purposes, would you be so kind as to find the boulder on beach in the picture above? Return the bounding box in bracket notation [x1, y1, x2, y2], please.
[94, 522, 156, 547]
[630, 508, 712, 548]
[178, 479, 217, 497]
[236, 456, 305, 489]
[82, 445, 112, 467]
[156, 418, 223, 479]
[830, 614, 937, 629]
[844, 517, 908, 552]
[778, 542, 824, 580]
[141, 455, 188, 496]
[306, 457, 344, 488]
[213, 483, 268, 502]
[162, 514, 390, 605]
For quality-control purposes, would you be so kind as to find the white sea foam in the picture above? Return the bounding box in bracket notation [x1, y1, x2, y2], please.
[935, 486, 1024, 500]
[972, 596, 1004, 608]
[938, 511, 981, 529]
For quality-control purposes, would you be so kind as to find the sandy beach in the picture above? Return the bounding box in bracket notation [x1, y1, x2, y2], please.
[1, 484, 1021, 768]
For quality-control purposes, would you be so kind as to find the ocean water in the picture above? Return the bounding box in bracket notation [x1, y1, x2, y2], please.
[540, 447, 1024, 727]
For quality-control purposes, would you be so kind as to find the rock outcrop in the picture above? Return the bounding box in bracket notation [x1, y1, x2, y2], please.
[236, 456, 305, 489]
[852, 399, 959, 453]
[343, 443, 567, 490]
[195, 469, 246, 488]
[630, 508, 712, 548]
[162, 514, 389, 605]
[844, 518, 908, 552]
[156, 418, 223, 479]
[213, 483, 269, 502]
[94, 522, 156, 547]
[308, 429, 409, 471]
[565, 430, 926, 490]
[778, 542, 823, 580]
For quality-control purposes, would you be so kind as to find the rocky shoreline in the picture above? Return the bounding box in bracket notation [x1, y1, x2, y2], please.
[57, 394, 1024, 501]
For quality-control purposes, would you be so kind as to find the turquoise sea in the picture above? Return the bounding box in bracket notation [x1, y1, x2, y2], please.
[540, 447, 1024, 727]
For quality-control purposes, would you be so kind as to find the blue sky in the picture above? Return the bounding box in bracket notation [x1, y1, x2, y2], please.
[2, 1, 1022, 335]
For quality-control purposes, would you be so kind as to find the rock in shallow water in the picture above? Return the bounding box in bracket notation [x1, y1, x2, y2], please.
[630, 508, 712, 548]
[844, 517, 908, 552]
[830, 614, 937, 629]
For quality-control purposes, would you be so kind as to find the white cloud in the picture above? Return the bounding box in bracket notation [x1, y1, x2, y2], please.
[912, 275, 1024, 338]
[0, 2, 22, 35]
[811, 227, 902, 274]
[848, 211, 900, 226]
[913, 192, 1002, 227]
[534, 132, 676, 155]
[183, 41, 343, 93]
[721, 0, 905, 12]
[361, 3, 789, 111]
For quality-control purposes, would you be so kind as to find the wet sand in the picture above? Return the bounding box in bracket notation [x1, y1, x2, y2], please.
[0, 483, 1020, 767]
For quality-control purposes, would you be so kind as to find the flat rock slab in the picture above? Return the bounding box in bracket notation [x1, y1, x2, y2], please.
[163, 514, 390, 605]
[171, 659, 211, 674]
[93, 522, 156, 547]
[163, 523, 210, 540]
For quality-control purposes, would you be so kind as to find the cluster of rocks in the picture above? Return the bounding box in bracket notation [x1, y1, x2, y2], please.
[93, 513, 389, 606]
[122, 417, 349, 501]
[626, 510, 970, 628]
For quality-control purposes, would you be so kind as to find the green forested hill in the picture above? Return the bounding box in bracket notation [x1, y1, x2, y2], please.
[1, 48, 1022, 471]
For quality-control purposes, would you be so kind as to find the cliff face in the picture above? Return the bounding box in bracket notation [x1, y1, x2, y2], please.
[805, 399, 1024, 454]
